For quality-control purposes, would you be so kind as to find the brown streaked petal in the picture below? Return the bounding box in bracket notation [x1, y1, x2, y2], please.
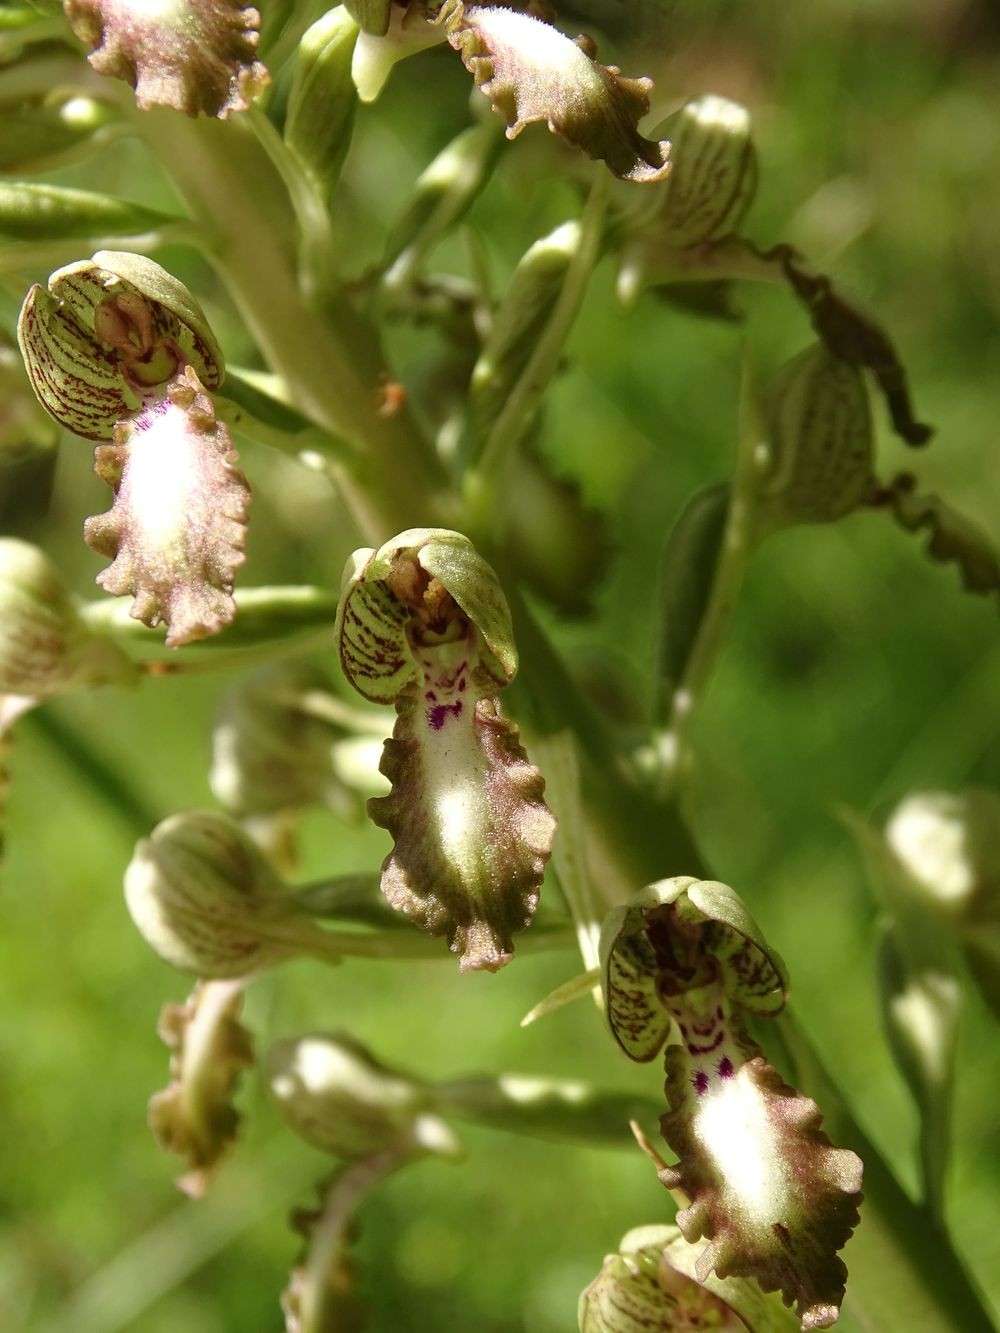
[658, 989, 862, 1331]
[445, 4, 671, 183]
[370, 670, 555, 973]
[64, 0, 269, 118]
[84, 366, 251, 647]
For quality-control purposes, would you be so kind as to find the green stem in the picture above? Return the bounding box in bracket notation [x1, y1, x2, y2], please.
[293, 1147, 412, 1333]
[652, 353, 762, 797]
[134, 109, 450, 543]
[474, 174, 609, 492]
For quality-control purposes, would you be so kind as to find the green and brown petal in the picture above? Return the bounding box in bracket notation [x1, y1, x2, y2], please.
[336, 529, 555, 971]
[63, 0, 269, 118]
[18, 251, 224, 442]
[444, 4, 671, 183]
[84, 366, 250, 647]
[659, 1017, 863, 1330]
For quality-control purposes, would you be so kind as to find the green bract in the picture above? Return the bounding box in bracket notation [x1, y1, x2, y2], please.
[336, 528, 555, 971]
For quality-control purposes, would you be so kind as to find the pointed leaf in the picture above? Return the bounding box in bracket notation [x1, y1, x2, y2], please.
[63, 0, 269, 118]
[84, 367, 251, 647]
[445, 4, 671, 182]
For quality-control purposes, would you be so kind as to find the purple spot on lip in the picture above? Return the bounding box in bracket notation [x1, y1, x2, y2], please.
[425, 690, 437, 701]
[693, 1071, 709, 1096]
[428, 701, 463, 730]
[717, 1056, 734, 1079]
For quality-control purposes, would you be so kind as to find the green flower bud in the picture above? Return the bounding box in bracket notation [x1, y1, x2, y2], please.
[885, 790, 1000, 917]
[657, 94, 757, 247]
[752, 342, 874, 535]
[266, 1031, 460, 1159]
[285, 6, 359, 209]
[18, 249, 224, 441]
[124, 810, 331, 978]
[0, 537, 127, 697]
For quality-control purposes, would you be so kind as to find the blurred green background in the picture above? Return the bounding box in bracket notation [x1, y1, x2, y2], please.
[2, 0, 999, 1329]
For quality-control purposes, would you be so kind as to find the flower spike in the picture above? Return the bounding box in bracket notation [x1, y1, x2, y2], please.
[602, 879, 863, 1329]
[336, 528, 556, 972]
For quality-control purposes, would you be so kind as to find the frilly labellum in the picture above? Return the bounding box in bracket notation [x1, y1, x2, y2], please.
[601, 878, 863, 1330]
[63, 0, 269, 118]
[18, 252, 250, 646]
[335, 527, 556, 972]
[443, 3, 671, 183]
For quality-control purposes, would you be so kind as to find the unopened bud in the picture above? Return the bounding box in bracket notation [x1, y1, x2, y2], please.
[0, 538, 126, 696]
[124, 810, 328, 978]
[658, 94, 756, 247]
[753, 342, 874, 534]
[266, 1032, 460, 1160]
[886, 790, 1000, 917]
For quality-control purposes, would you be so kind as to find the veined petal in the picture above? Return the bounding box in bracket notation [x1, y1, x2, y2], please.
[64, 0, 269, 118]
[444, 4, 671, 183]
[84, 366, 250, 647]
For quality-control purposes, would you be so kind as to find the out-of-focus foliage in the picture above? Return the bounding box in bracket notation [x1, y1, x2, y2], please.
[1, 1, 999, 1330]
